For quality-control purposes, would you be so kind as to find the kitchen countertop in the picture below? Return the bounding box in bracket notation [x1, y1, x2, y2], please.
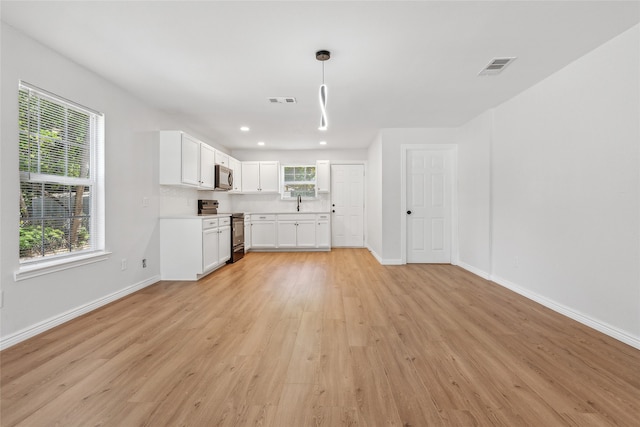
[160, 213, 232, 219]
[246, 211, 330, 215]
[161, 212, 331, 219]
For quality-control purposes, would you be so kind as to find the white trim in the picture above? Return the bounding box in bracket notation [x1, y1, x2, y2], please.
[490, 274, 640, 350]
[380, 258, 403, 266]
[0, 275, 160, 350]
[457, 261, 490, 280]
[330, 162, 367, 248]
[400, 144, 458, 265]
[19, 80, 103, 116]
[367, 246, 383, 264]
[367, 246, 403, 266]
[15, 251, 111, 281]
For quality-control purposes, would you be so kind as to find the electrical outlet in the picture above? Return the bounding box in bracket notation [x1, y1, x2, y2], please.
[142, 259, 147, 268]
[514, 256, 519, 268]
[121, 259, 127, 271]
[0, 290, 3, 308]
[142, 197, 149, 207]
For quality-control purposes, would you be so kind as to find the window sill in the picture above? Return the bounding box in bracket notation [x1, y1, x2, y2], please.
[14, 251, 112, 282]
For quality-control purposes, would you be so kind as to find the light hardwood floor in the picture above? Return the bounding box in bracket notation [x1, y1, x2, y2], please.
[1, 249, 639, 426]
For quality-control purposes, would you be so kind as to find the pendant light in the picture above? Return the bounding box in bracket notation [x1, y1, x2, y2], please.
[316, 50, 330, 131]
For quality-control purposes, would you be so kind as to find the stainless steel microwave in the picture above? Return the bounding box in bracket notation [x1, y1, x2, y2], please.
[215, 164, 233, 190]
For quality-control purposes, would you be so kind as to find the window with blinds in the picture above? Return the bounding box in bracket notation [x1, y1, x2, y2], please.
[281, 165, 317, 199]
[18, 82, 104, 262]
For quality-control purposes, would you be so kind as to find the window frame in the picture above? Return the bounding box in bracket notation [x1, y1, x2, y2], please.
[280, 164, 318, 200]
[16, 81, 106, 279]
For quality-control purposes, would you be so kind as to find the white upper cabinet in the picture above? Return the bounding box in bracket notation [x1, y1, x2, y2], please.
[159, 130, 215, 189]
[316, 160, 330, 193]
[180, 133, 200, 186]
[259, 161, 280, 192]
[199, 144, 216, 189]
[228, 157, 242, 192]
[215, 150, 230, 167]
[241, 162, 260, 192]
[241, 161, 279, 193]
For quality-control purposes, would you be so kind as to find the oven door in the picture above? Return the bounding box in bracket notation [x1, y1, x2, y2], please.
[232, 218, 244, 247]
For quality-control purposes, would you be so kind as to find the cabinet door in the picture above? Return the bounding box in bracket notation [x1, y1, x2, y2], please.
[316, 160, 330, 193]
[229, 157, 242, 192]
[317, 220, 331, 248]
[203, 228, 219, 271]
[244, 222, 251, 251]
[215, 150, 229, 167]
[218, 226, 231, 263]
[296, 220, 317, 248]
[199, 144, 216, 189]
[242, 162, 260, 192]
[259, 161, 280, 192]
[277, 221, 297, 248]
[252, 221, 277, 248]
[181, 134, 200, 186]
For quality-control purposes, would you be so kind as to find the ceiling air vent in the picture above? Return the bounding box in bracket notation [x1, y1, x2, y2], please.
[478, 57, 516, 76]
[268, 97, 297, 104]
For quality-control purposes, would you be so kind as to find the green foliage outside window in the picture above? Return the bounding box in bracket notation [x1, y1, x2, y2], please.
[282, 165, 317, 198]
[18, 85, 94, 261]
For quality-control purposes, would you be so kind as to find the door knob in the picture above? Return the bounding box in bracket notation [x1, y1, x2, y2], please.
[332, 210, 335, 213]
[407, 210, 412, 215]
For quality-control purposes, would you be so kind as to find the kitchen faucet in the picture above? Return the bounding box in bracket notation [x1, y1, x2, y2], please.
[297, 194, 302, 212]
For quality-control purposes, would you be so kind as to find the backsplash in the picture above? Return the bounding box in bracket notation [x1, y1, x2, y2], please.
[228, 193, 330, 214]
[160, 187, 328, 216]
[159, 186, 232, 216]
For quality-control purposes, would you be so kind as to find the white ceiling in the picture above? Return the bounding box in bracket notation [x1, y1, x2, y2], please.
[2, 1, 639, 150]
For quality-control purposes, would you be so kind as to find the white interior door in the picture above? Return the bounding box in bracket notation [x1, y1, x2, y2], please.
[331, 164, 364, 247]
[407, 149, 452, 263]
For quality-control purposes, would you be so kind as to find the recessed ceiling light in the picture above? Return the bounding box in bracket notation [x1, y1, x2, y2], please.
[319, 141, 327, 145]
[257, 141, 265, 146]
[240, 126, 250, 132]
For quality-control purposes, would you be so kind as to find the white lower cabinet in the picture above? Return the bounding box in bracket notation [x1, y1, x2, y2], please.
[277, 218, 316, 248]
[218, 224, 231, 263]
[249, 213, 330, 251]
[277, 220, 298, 248]
[160, 216, 231, 280]
[202, 226, 219, 272]
[251, 214, 277, 249]
[244, 214, 252, 251]
[316, 213, 331, 248]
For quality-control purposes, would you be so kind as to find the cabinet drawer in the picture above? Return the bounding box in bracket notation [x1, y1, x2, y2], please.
[202, 218, 219, 230]
[278, 214, 315, 221]
[218, 217, 231, 226]
[252, 214, 276, 221]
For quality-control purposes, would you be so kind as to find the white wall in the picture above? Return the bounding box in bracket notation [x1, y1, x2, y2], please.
[457, 24, 640, 347]
[366, 133, 383, 258]
[379, 128, 457, 262]
[456, 110, 493, 277]
[0, 24, 209, 346]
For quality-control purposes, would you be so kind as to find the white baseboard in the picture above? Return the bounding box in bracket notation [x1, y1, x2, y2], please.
[490, 274, 640, 350]
[381, 258, 403, 265]
[0, 275, 160, 350]
[456, 261, 490, 280]
[366, 247, 404, 265]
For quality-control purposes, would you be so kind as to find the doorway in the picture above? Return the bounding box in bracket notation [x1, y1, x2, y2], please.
[402, 146, 456, 263]
[331, 164, 365, 247]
